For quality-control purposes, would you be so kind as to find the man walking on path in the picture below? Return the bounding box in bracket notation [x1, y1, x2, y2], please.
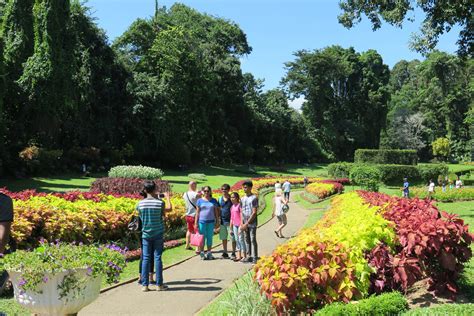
[241, 180, 258, 264]
[282, 180, 291, 201]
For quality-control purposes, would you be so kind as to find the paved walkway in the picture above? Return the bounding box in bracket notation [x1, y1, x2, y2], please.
[80, 195, 312, 316]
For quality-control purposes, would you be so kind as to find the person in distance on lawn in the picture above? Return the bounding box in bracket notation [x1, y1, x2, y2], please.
[272, 189, 288, 238]
[195, 186, 220, 260]
[229, 192, 246, 262]
[427, 179, 435, 200]
[401, 177, 409, 198]
[138, 180, 172, 292]
[218, 184, 235, 259]
[183, 181, 201, 252]
[241, 180, 259, 264]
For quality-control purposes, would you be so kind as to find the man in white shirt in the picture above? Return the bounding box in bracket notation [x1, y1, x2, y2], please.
[183, 181, 201, 251]
[282, 180, 291, 201]
[428, 179, 435, 200]
[455, 177, 463, 189]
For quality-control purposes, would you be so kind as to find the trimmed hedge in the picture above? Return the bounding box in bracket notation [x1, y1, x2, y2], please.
[108, 165, 164, 179]
[354, 149, 418, 165]
[315, 292, 408, 315]
[91, 177, 170, 195]
[328, 163, 448, 185]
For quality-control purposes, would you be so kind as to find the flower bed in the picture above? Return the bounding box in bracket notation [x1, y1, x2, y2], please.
[305, 181, 344, 199]
[0, 189, 185, 249]
[254, 191, 473, 314]
[410, 186, 474, 202]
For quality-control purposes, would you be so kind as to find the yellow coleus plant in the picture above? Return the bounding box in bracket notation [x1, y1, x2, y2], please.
[254, 192, 397, 314]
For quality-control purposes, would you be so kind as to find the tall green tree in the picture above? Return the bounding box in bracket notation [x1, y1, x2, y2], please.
[18, 0, 72, 147]
[283, 46, 390, 160]
[338, 0, 473, 56]
[383, 52, 472, 161]
[1, 0, 34, 156]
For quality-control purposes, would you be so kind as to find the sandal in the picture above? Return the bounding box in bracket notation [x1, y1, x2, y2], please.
[274, 230, 279, 237]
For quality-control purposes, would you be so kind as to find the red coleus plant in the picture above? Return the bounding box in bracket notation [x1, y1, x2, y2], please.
[360, 191, 473, 298]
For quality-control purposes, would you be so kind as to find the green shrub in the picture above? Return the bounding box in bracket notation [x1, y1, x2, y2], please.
[404, 303, 474, 315]
[188, 173, 206, 181]
[417, 163, 448, 182]
[411, 186, 474, 202]
[350, 165, 381, 192]
[315, 292, 408, 315]
[354, 149, 418, 165]
[328, 162, 354, 178]
[108, 165, 164, 179]
[377, 164, 419, 185]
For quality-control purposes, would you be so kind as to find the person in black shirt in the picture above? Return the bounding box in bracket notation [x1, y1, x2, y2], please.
[0, 192, 13, 255]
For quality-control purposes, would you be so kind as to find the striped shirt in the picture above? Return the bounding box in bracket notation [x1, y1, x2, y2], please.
[137, 198, 165, 239]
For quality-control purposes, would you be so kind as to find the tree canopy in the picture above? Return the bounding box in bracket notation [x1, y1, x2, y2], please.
[338, 0, 473, 57]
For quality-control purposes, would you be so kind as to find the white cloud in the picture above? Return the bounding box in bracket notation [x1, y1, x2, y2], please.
[288, 96, 305, 111]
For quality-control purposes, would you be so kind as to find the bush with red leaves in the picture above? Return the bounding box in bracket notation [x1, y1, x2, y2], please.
[90, 178, 170, 195]
[360, 191, 473, 298]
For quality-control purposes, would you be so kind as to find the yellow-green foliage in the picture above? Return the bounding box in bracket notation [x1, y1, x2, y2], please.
[316, 192, 396, 294]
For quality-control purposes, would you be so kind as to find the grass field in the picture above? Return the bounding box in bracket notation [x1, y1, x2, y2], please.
[0, 164, 329, 193]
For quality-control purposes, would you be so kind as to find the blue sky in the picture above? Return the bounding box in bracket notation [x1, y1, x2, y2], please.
[87, 0, 460, 103]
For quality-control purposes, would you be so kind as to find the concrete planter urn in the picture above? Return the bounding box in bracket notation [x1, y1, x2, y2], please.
[8, 269, 102, 316]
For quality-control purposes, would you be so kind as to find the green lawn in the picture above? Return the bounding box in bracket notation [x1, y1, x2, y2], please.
[0, 163, 329, 193]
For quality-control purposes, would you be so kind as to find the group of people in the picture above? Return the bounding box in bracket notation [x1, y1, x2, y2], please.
[402, 176, 464, 199]
[137, 179, 293, 292]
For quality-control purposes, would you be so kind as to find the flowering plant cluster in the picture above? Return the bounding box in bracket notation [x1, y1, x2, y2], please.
[410, 186, 474, 202]
[0, 240, 126, 295]
[305, 180, 344, 199]
[359, 192, 473, 298]
[1, 189, 185, 249]
[254, 191, 473, 314]
[254, 192, 395, 314]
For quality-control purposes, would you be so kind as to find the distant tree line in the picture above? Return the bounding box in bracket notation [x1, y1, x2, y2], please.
[0, 1, 471, 175]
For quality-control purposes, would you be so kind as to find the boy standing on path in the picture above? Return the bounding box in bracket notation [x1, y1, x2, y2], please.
[218, 184, 235, 259]
[282, 180, 291, 201]
[241, 180, 259, 264]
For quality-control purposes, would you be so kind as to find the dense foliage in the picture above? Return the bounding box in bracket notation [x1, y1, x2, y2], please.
[354, 149, 417, 165]
[328, 162, 448, 185]
[338, 0, 473, 57]
[254, 191, 472, 313]
[315, 292, 408, 316]
[0, 1, 471, 174]
[0, 189, 185, 248]
[411, 187, 474, 202]
[360, 192, 473, 298]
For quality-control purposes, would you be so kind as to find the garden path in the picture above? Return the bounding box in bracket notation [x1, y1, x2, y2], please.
[80, 196, 311, 316]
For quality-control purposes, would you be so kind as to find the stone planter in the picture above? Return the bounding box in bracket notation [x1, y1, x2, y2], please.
[8, 268, 102, 316]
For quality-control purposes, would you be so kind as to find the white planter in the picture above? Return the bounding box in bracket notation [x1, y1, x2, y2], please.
[8, 268, 102, 316]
